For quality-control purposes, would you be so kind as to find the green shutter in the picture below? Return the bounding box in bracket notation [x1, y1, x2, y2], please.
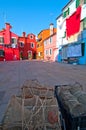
[63, 11, 66, 18]
[84, 0, 86, 4]
[76, 0, 80, 8]
[83, 18, 86, 29]
[68, 8, 69, 15]
[63, 8, 69, 18]
[62, 32, 66, 38]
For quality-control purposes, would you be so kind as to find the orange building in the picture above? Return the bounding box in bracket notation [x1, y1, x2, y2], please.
[37, 23, 56, 60]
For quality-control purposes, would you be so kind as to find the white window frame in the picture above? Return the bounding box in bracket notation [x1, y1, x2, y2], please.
[38, 52, 40, 56]
[11, 37, 17, 44]
[0, 36, 4, 44]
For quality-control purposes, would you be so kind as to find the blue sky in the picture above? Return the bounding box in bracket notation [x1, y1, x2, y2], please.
[0, 0, 69, 36]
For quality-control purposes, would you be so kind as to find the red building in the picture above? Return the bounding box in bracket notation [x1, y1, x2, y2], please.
[0, 23, 20, 61]
[18, 32, 37, 60]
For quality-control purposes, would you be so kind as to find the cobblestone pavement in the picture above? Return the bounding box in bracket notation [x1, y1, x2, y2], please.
[0, 60, 86, 124]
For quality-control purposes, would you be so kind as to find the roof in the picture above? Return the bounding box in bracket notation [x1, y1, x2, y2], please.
[37, 29, 49, 36]
[56, 13, 63, 20]
[62, 0, 73, 11]
[44, 32, 57, 41]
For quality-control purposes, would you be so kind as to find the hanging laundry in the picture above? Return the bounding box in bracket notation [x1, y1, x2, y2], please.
[66, 6, 81, 38]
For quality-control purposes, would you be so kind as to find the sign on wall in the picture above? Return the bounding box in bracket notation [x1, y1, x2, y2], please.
[67, 44, 82, 57]
[62, 46, 68, 59]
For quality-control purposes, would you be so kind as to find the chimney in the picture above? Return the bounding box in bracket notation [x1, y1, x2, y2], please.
[50, 23, 54, 35]
[5, 23, 12, 31]
[22, 32, 26, 37]
[5, 23, 12, 44]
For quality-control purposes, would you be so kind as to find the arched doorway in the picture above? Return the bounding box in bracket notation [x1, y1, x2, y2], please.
[28, 51, 32, 60]
[33, 52, 36, 59]
[20, 51, 23, 60]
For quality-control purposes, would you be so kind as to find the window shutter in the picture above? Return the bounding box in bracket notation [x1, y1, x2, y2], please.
[63, 8, 69, 18]
[84, 0, 86, 4]
[62, 32, 66, 38]
[83, 18, 86, 29]
[76, 0, 80, 8]
[68, 8, 69, 15]
[63, 11, 66, 18]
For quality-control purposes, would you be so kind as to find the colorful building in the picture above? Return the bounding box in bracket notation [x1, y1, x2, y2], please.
[37, 24, 56, 60]
[0, 23, 19, 61]
[44, 32, 57, 61]
[18, 32, 37, 60]
[56, 0, 86, 64]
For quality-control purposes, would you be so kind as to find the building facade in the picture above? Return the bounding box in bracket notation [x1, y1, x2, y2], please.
[56, 0, 86, 64]
[44, 33, 57, 61]
[0, 23, 19, 61]
[37, 24, 56, 60]
[18, 32, 37, 60]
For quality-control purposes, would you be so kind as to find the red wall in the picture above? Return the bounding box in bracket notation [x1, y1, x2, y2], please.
[0, 24, 37, 61]
[5, 48, 20, 61]
[18, 33, 37, 59]
[0, 47, 20, 61]
[0, 23, 19, 61]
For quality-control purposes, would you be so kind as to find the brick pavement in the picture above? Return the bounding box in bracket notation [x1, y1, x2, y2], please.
[0, 60, 86, 126]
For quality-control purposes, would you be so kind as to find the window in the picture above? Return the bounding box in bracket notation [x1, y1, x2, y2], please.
[38, 52, 40, 56]
[84, 0, 86, 4]
[76, 0, 80, 8]
[44, 41, 47, 46]
[40, 52, 42, 56]
[83, 18, 86, 30]
[50, 37, 52, 43]
[63, 8, 69, 18]
[30, 35, 33, 39]
[62, 32, 66, 38]
[11, 38, 17, 44]
[45, 50, 48, 55]
[49, 48, 52, 55]
[0, 50, 5, 57]
[31, 43, 34, 48]
[37, 44, 39, 48]
[20, 42, 24, 47]
[0, 37, 4, 44]
[11, 38, 17, 48]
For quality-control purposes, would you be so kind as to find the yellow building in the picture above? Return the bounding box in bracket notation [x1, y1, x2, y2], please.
[36, 24, 56, 60]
